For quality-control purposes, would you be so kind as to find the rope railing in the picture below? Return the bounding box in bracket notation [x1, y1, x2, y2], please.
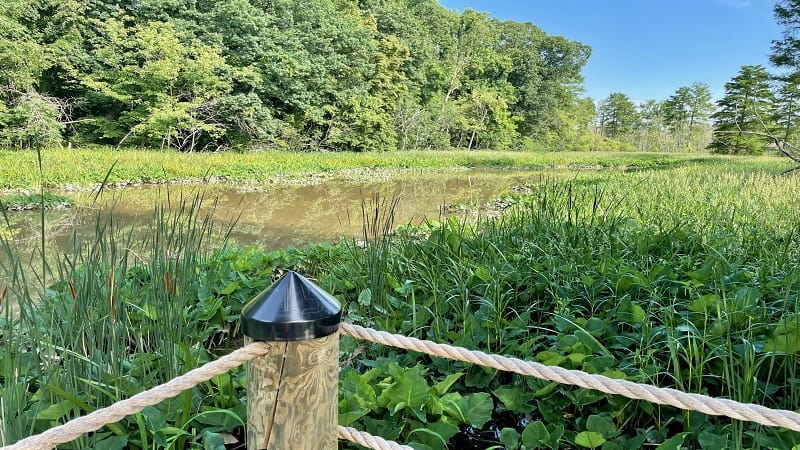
[1, 342, 273, 450]
[6, 319, 800, 449]
[0, 338, 411, 450]
[340, 322, 800, 433]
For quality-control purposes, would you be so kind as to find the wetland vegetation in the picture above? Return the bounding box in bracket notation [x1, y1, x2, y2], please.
[2, 156, 799, 449]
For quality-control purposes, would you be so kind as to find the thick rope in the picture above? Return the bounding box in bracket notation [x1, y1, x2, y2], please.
[340, 322, 800, 432]
[1, 342, 272, 450]
[338, 426, 413, 450]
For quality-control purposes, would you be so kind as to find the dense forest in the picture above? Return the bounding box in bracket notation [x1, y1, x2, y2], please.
[0, 0, 594, 151]
[2, 0, 800, 155]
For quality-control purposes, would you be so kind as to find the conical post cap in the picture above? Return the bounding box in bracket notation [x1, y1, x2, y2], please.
[241, 271, 342, 341]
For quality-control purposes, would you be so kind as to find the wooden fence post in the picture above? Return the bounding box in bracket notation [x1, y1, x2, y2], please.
[241, 271, 341, 450]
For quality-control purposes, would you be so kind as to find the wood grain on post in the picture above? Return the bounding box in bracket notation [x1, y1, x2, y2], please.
[241, 271, 342, 450]
[245, 334, 338, 449]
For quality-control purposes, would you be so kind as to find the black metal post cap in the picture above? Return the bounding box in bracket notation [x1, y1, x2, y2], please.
[241, 271, 342, 341]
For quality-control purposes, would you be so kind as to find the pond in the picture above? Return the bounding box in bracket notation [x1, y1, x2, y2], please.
[2, 169, 547, 265]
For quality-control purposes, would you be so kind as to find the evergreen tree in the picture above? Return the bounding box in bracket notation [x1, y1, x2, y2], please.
[597, 93, 639, 138]
[709, 65, 776, 155]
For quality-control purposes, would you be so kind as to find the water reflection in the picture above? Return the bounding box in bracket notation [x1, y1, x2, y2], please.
[4, 170, 541, 256]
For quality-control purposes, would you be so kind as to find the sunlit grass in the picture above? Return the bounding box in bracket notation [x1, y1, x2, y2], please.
[1, 146, 794, 190]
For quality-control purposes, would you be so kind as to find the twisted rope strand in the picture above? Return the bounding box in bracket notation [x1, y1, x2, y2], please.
[1, 342, 272, 450]
[338, 426, 413, 450]
[340, 322, 800, 432]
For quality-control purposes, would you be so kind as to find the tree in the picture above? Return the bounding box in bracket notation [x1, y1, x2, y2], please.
[597, 93, 639, 138]
[84, 19, 233, 151]
[661, 83, 714, 151]
[709, 65, 776, 155]
[498, 20, 591, 141]
[0, 0, 75, 147]
[772, 0, 800, 79]
[774, 77, 800, 145]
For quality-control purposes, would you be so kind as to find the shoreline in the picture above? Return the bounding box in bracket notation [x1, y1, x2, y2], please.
[1, 147, 770, 192]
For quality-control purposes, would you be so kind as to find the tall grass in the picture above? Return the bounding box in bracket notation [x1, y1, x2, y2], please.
[330, 164, 800, 449]
[0, 192, 239, 448]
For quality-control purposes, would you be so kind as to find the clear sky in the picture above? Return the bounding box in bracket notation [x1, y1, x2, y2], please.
[438, 0, 783, 102]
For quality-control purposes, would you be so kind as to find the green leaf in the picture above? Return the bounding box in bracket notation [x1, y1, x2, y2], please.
[475, 266, 492, 282]
[409, 428, 447, 450]
[36, 400, 73, 421]
[432, 372, 463, 396]
[521, 420, 550, 449]
[201, 431, 226, 450]
[698, 430, 728, 449]
[94, 435, 128, 450]
[452, 393, 493, 428]
[494, 386, 535, 413]
[574, 431, 606, 449]
[631, 304, 646, 324]
[219, 281, 240, 295]
[358, 288, 372, 306]
[364, 417, 403, 441]
[586, 415, 618, 439]
[500, 427, 520, 449]
[655, 432, 689, 450]
[341, 369, 377, 409]
[689, 294, 719, 313]
[377, 366, 429, 416]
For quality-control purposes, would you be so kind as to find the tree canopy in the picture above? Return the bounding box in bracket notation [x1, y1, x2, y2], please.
[0, 0, 595, 151]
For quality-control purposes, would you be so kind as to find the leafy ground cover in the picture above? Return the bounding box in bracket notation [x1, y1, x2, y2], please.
[1, 157, 799, 449]
[1, 146, 790, 190]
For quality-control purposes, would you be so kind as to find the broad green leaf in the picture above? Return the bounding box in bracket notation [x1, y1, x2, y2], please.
[585, 317, 605, 336]
[432, 372, 463, 396]
[93, 435, 128, 450]
[376, 367, 429, 415]
[631, 304, 646, 324]
[426, 419, 459, 446]
[521, 420, 550, 449]
[689, 294, 719, 313]
[358, 288, 372, 306]
[219, 281, 239, 295]
[409, 428, 447, 450]
[698, 430, 728, 449]
[453, 393, 493, 428]
[201, 431, 226, 450]
[586, 415, 618, 439]
[655, 432, 689, 450]
[364, 417, 403, 441]
[475, 266, 492, 281]
[574, 431, 606, 449]
[500, 427, 520, 449]
[341, 369, 377, 409]
[141, 406, 167, 430]
[493, 386, 535, 413]
[36, 400, 73, 421]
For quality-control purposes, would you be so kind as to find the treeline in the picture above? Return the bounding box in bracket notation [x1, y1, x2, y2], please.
[0, 0, 595, 152]
[596, 0, 800, 158]
[591, 83, 716, 153]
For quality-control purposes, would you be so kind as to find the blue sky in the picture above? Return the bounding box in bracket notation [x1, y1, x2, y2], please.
[438, 0, 782, 102]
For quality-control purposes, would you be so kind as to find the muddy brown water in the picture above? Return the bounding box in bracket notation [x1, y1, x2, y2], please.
[3, 170, 547, 266]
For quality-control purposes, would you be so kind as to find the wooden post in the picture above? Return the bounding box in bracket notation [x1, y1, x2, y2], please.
[241, 271, 341, 450]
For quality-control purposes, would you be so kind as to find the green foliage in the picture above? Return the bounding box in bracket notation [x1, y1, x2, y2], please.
[597, 93, 639, 138]
[0, 192, 72, 211]
[329, 162, 800, 449]
[0, 147, 727, 189]
[84, 19, 232, 150]
[710, 65, 776, 155]
[0, 0, 595, 151]
[4, 157, 800, 449]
